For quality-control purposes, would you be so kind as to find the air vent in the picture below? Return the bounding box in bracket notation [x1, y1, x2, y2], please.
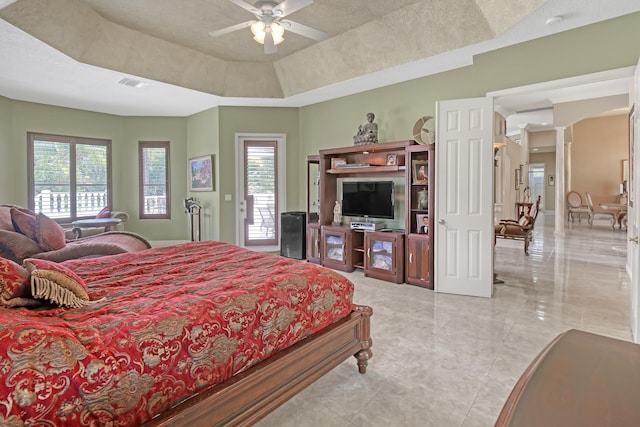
[118, 77, 147, 88]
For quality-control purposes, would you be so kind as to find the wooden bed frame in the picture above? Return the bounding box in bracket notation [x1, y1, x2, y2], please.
[145, 305, 373, 426]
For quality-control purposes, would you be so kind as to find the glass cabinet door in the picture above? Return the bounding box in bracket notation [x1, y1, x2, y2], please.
[325, 232, 345, 262]
[368, 238, 393, 272]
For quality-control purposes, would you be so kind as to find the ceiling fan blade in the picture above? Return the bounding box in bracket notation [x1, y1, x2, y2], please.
[274, 0, 313, 18]
[264, 30, 277, 54]
[280, 19, 327, 41]
[228, 0, 259, 15]
[209, 20, 255, 37]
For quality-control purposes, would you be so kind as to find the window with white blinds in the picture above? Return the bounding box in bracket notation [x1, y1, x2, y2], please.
[27, 132, 111, 221]
[139, 141, 170, 219]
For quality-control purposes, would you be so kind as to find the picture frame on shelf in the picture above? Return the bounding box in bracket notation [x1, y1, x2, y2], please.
[412, 160, 428, 184]
[386, 154, 397, 166]
[331, 158, 347, 168]
[189, 155, 214, 191]
[416, 214, 429, 234]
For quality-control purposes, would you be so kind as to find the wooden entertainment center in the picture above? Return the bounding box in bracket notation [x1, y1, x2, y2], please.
[305, 140, 435, 289]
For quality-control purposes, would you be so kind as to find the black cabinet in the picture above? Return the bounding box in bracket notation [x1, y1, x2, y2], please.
[280, 212, 306, 259]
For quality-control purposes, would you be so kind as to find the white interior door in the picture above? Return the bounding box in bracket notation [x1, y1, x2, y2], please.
[435, 97, 494, 298]
[630, 58, 639, 343]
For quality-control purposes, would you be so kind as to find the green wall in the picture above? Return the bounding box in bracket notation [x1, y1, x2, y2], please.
[186, 107, 220, 241]
[2, 12, 640, 244]
[217, 107, 299, 244]
[0, 96, 12, 202]
[296, 12, 640, 207]
[2, 100, 189, 240]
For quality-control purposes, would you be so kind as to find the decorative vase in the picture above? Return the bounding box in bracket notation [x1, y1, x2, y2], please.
[418, 189, 428, 210]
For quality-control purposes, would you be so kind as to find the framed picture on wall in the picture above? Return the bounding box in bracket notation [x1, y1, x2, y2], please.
[515, 168, 520, 190]
[189, 155, 214, 191]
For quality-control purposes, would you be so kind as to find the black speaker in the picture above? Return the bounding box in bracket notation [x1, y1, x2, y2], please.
[280, 212, 306, 259]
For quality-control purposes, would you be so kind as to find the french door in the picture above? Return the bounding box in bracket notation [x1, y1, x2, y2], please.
[235, 134, 286, 249]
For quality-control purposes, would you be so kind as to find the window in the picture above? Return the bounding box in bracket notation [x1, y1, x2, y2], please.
[27, 132, 112, 221]
[139, 141, 170, 219]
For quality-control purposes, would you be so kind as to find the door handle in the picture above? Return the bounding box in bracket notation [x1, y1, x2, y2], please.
[630, 236, 639, 244]
[409, 253, 413, 263]
[438, 219, 445, 225]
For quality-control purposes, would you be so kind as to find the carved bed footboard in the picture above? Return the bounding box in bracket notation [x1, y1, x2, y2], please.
[146, 305, 373, 427]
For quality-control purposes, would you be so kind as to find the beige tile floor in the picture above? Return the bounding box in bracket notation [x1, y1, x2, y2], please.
[258, 214, 631, 427]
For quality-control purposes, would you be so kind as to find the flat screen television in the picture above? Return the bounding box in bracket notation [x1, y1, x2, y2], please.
[342, 181, 395, 219]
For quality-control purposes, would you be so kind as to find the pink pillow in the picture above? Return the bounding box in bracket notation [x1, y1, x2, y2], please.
[35, 213, 66, 251]
[0, 229, 42, 261]
[96, 207, 111, 219]
[0, 206, 14, 231]
[10, 208, 37, 239]
[0, 257, 40, 308]
[24, 258, 90, 308]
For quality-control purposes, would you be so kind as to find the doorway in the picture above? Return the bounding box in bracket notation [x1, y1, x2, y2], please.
[235, 133, 286, 251]
[529, 163, 545, 210]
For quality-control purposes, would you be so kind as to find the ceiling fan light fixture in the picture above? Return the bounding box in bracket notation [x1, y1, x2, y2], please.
[251, 21, 284, 45]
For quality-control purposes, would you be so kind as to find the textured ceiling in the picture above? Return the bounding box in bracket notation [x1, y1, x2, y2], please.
[0, 0, 544, 98]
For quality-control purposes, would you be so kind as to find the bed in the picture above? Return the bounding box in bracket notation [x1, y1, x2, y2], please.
[0, 240, 372, 426]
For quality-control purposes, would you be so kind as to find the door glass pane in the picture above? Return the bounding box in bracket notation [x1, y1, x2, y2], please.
[245, 143, 277, 244]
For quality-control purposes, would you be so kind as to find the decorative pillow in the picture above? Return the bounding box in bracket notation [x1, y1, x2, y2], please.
[35, 213, 66, 251]
[10, 208, 37, 240]
[0, 229, 43, 262]
[24, 258, 91, 308]
[0, 206, 14, 231]
[0, 257, 40, 308]
[96, 207, 111, 219]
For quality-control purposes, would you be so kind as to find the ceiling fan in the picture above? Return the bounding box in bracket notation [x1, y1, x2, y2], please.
[209, 0, 328, 54]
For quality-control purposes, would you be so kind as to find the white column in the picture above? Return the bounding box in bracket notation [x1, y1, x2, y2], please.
[565, 141, 572, 192]
[555, 127, 566, 236]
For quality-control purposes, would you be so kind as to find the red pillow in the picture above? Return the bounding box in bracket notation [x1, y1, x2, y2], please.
[0, 257, 40, 308]
[35, 214, 66, 251]
[10, 208, 37, 239]
[24, 258, 90, 308]
[96, 207, 111, 219]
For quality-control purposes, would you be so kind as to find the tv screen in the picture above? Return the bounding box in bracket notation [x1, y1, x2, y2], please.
[342, 181, 395, 219]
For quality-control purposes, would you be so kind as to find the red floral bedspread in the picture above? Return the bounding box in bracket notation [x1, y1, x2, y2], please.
[0, 241, 354, 426]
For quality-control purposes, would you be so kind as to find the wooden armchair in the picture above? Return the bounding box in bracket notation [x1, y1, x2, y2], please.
[494, 196, 541, 255]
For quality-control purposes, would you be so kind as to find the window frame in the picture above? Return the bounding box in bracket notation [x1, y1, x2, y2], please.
[138, 141, 171, 219]
[27, 132, 112, 222]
